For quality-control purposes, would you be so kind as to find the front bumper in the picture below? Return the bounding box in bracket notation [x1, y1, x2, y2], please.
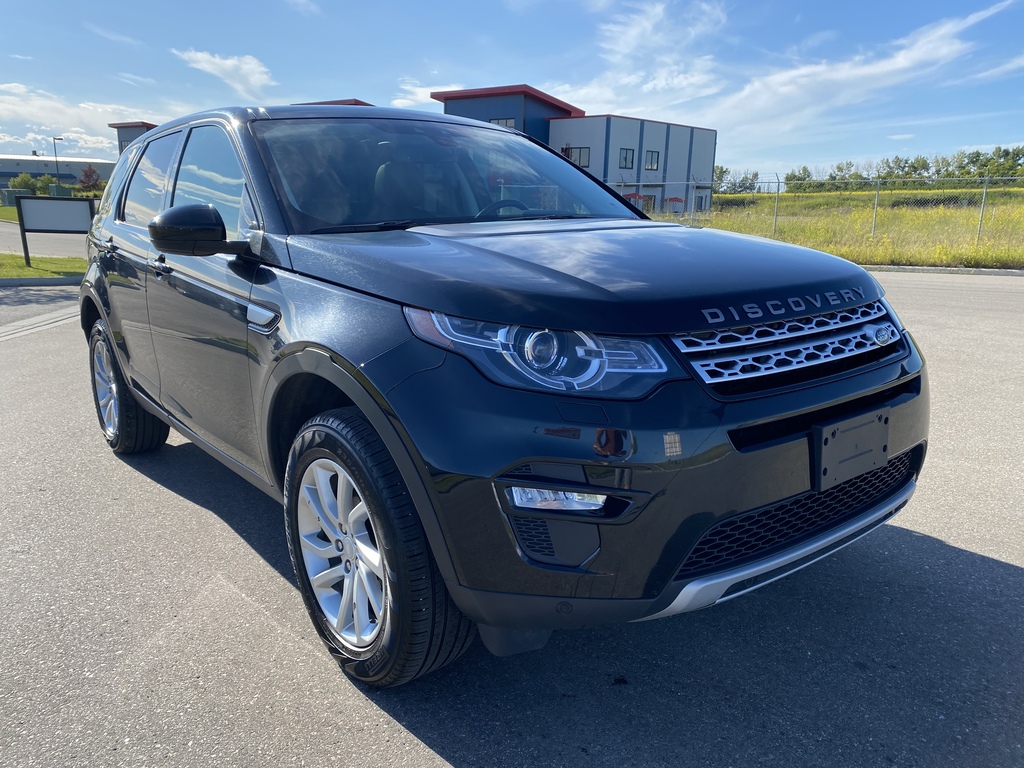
[371, 333, 929, 630]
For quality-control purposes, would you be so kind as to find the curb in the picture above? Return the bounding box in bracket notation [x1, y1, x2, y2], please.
[864, 265, 1024, 277]
[0, 276, 84, 287]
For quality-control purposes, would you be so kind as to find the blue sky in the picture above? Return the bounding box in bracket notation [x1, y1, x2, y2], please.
[2, 0, 1022, 177]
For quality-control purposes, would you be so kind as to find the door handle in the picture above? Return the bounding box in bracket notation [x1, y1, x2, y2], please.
[149, 256, 173, 275]
[97, 237, 118, 254]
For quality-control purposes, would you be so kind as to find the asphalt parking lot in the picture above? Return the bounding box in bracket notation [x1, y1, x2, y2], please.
[0, 272, 1021, 768]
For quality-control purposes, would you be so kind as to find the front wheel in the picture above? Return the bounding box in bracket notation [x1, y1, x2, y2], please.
[284, 408, 474, 687]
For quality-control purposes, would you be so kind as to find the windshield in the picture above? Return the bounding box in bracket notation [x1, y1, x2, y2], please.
[251, 117, 638, 234]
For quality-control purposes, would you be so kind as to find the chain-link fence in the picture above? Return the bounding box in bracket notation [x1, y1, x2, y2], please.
[631, 177, 1024, 269]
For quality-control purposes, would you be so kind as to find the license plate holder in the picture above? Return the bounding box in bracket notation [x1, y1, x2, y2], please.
[812, 408, 890, 492]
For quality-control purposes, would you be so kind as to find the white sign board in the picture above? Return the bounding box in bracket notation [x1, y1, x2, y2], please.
[18, 197, 94, 233]
[15, 195, 96, 266]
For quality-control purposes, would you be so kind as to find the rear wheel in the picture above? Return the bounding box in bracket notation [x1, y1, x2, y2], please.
[88, 320, 168, 454]
[284, 408, 474, 687]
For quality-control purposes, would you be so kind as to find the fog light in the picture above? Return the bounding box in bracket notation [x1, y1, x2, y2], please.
[509, 487, 606, 511]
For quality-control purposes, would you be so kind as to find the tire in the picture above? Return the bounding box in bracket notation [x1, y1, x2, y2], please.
[88, 320, 169, 454]
[284, 407, 475, 687]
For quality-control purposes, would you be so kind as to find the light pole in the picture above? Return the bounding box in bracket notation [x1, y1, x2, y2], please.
[52, 136, 63, 191]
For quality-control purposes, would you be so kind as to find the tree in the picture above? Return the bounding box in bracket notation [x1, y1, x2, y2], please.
[723, 169, 759, 194]
[827, 161, 855, 181]
[713, 165, 729, 185]
[7, 172, 37, 192]
[78, 164, 101, 192]
[33, 174, 56, 195]
[784, 166, 812, 184]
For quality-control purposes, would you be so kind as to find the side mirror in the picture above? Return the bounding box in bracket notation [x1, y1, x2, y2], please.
[149, 204, 247, 257]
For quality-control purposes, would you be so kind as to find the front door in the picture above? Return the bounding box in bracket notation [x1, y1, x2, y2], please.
[145, 123, 265, 473]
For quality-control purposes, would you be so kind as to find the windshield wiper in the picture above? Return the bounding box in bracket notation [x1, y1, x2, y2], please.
[309, 220, 422, 234]
[516, 213, 623, 221]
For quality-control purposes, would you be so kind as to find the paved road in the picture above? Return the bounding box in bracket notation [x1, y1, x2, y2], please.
[0, 273, 1021, 768]
[0, 219, 87, 260]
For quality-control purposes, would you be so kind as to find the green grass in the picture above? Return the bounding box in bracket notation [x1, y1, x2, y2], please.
[0, 253, 87, 279]
[664, 186, 1024, 269]
[7, 189, 1023, 269]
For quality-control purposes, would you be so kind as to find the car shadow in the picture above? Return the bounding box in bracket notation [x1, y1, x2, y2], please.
[118, 443, 1024, 767]
[364, 525, 1023, 768]
[118, 440, 293, 584]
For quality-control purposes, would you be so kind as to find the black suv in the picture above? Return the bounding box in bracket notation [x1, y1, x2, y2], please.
[81, 106, 928, 687]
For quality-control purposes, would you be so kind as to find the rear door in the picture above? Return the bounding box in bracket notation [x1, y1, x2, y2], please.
[94, 133, 181, 400]
[144, 122, 266, 472]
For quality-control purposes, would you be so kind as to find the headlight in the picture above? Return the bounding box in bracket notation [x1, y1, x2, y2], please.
[405, 307, 679, 397]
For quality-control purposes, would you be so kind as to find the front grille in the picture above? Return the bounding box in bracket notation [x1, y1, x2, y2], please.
[673, 300, 901, 392]
[675, 450, 915, 580]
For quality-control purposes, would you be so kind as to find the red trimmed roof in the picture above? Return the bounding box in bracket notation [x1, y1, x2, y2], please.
[430, 84, 585, 117]
[107, 121, 157, 129]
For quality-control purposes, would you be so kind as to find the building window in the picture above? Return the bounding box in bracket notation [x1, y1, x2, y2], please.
[489, 118, 515, 128]
[619, 148, 634, 169]
[645, 150, 660, 171]
[561, 146, 590, 168]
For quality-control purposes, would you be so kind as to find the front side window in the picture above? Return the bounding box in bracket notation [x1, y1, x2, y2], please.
[172, 125, 248, 240]
[619, 148, 634, 169]
[252, 119, 635, 233]
[645, 150, 660, 171]
[121, 133, 180, 228]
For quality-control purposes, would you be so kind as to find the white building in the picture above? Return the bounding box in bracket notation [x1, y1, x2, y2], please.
[432, 84, 716, 213]
[1, 152, 115, 188]
[549, 114, 716, 213]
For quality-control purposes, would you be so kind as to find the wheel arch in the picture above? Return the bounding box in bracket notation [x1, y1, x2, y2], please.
[261, 347, 459, 584]
[80, 295, 101, 338]
[79, 269, 107, 338]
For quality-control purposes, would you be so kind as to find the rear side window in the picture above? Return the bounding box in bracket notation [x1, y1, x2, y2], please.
[96, 144, 140, 221]
[121, 133, 180, 228]
[172, 126, 248, 240]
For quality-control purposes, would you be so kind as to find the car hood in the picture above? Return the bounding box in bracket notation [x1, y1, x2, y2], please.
[285, 219, 883, 335]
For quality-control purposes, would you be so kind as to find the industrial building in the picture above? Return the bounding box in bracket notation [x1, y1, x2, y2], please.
[431, 84, 716, 213]
[0, 152, 115, 188]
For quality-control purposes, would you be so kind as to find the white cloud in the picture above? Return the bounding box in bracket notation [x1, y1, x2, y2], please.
[598, 1, 726, 66]
[171, 49, 278, 101]
[963, 52, 1024, 82]
[784, 30, 839, 59]
[391, 78, 464, 108]
[285, 0, 321, 14]
[544, 1, 726, 117]
[887, 134, 915, 140]
[9, 54, 32, 60]
[83, 23, 140, 46]
[687, 1, 1013, 152]
[0, 83, 171, 158]
[117, 73, 157, 88]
